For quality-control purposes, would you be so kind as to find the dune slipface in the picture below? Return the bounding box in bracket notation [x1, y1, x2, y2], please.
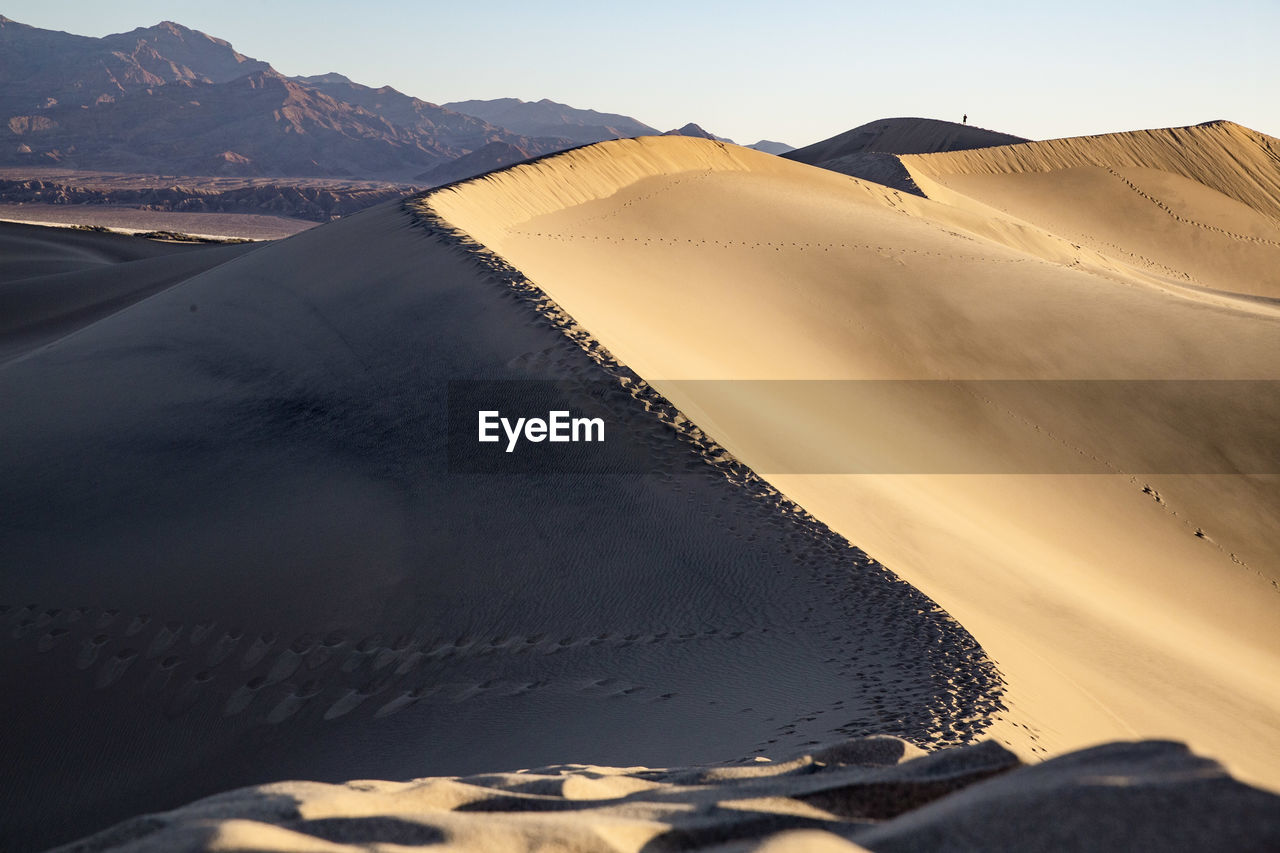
[0, 202, 1003, 849]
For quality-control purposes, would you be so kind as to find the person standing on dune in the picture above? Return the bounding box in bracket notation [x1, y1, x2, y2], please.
[963, 113, 968, 124]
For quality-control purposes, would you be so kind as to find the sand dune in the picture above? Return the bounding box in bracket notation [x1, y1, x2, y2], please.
[903, 120, 1280, 215]
[0, 221, 256, 363]
[785, 117, 1029, 163]
[0, 203, 1001, 850]
[48, 737, 1280, 852]
[782, 117, 1030, 194]
[426, 132, 1280, 789]
[8, 123, 1280, 850]
[901, 120, 1280, 297]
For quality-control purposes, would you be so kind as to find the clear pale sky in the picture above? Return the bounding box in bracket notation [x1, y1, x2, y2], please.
[4, 1, 1276, 146]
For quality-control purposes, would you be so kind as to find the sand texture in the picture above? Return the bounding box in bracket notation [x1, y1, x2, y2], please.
[49, 737, 1280, 852]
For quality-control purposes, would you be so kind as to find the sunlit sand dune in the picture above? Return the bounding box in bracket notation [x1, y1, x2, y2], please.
[901, 120, 1280, 297]
[427, 130, 1280, 788]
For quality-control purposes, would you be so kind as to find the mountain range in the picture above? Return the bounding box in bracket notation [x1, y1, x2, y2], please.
[0, 16, 784, 184]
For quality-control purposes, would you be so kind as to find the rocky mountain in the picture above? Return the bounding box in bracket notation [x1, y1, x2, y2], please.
[443, 97, 657, 145]
[0, 17, 268, 115]
[296, 75, 573, 157]
[784, 117, 1029, 195]
[0, 15, 749, 190]
[0, 17, 570, 179]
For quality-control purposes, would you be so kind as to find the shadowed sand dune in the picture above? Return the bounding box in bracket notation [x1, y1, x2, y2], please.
[785, 118, 1029, 164]
[0, 202, 1004, 849]
[782, 117, 1030, 195]
[0, 221, 257, 363]
[425, 132, 1280, 791]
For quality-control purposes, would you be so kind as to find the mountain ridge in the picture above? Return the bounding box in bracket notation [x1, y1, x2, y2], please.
[0, 18, 577, 180]
[443, 96, 658, 145]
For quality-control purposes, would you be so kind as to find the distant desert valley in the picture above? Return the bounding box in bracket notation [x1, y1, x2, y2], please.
[1, 11, 1279, 853]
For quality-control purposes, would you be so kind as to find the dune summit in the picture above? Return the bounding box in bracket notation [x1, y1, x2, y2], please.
[782, 117, 1031, 194]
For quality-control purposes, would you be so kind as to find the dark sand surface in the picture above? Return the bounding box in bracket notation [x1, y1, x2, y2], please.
[0, 221, 258, 364]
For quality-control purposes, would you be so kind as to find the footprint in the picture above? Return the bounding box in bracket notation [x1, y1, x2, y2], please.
[37, 628, 69, 653]
[224, 676, 267, 717]
[266, 682, 320, 725]
[323, 689, 370, 720]
[76, 634, 111, 670]
[95, 648, 138, 689]
[146, 622, 183, 658]
[241, 633, 277, 669]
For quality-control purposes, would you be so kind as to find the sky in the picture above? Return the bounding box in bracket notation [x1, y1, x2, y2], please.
[3, 1, 1277, 146]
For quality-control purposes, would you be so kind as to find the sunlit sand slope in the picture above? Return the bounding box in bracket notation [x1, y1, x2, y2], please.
[427, 133, 1280, 788]
[902, 120, 1280, 296]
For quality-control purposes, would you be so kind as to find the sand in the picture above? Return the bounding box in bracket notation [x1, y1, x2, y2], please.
[426, 130, 1280, 789]
[5, 122, 1279, 851]
[47, 737, 1280, 852]
[0, 221, 257, 363]
[781, 117, 1031, 195]
[0, 203, 1000, 850]
[784, 117, 1030, 163]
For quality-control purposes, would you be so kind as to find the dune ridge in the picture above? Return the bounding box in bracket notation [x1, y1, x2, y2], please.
[784, 117, 1030, 165]
[424, 131, 1280, 788]
[903, 120, 1280, 219]
[781, 117, 1030, 195]
[898, 121, 1280, 299]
